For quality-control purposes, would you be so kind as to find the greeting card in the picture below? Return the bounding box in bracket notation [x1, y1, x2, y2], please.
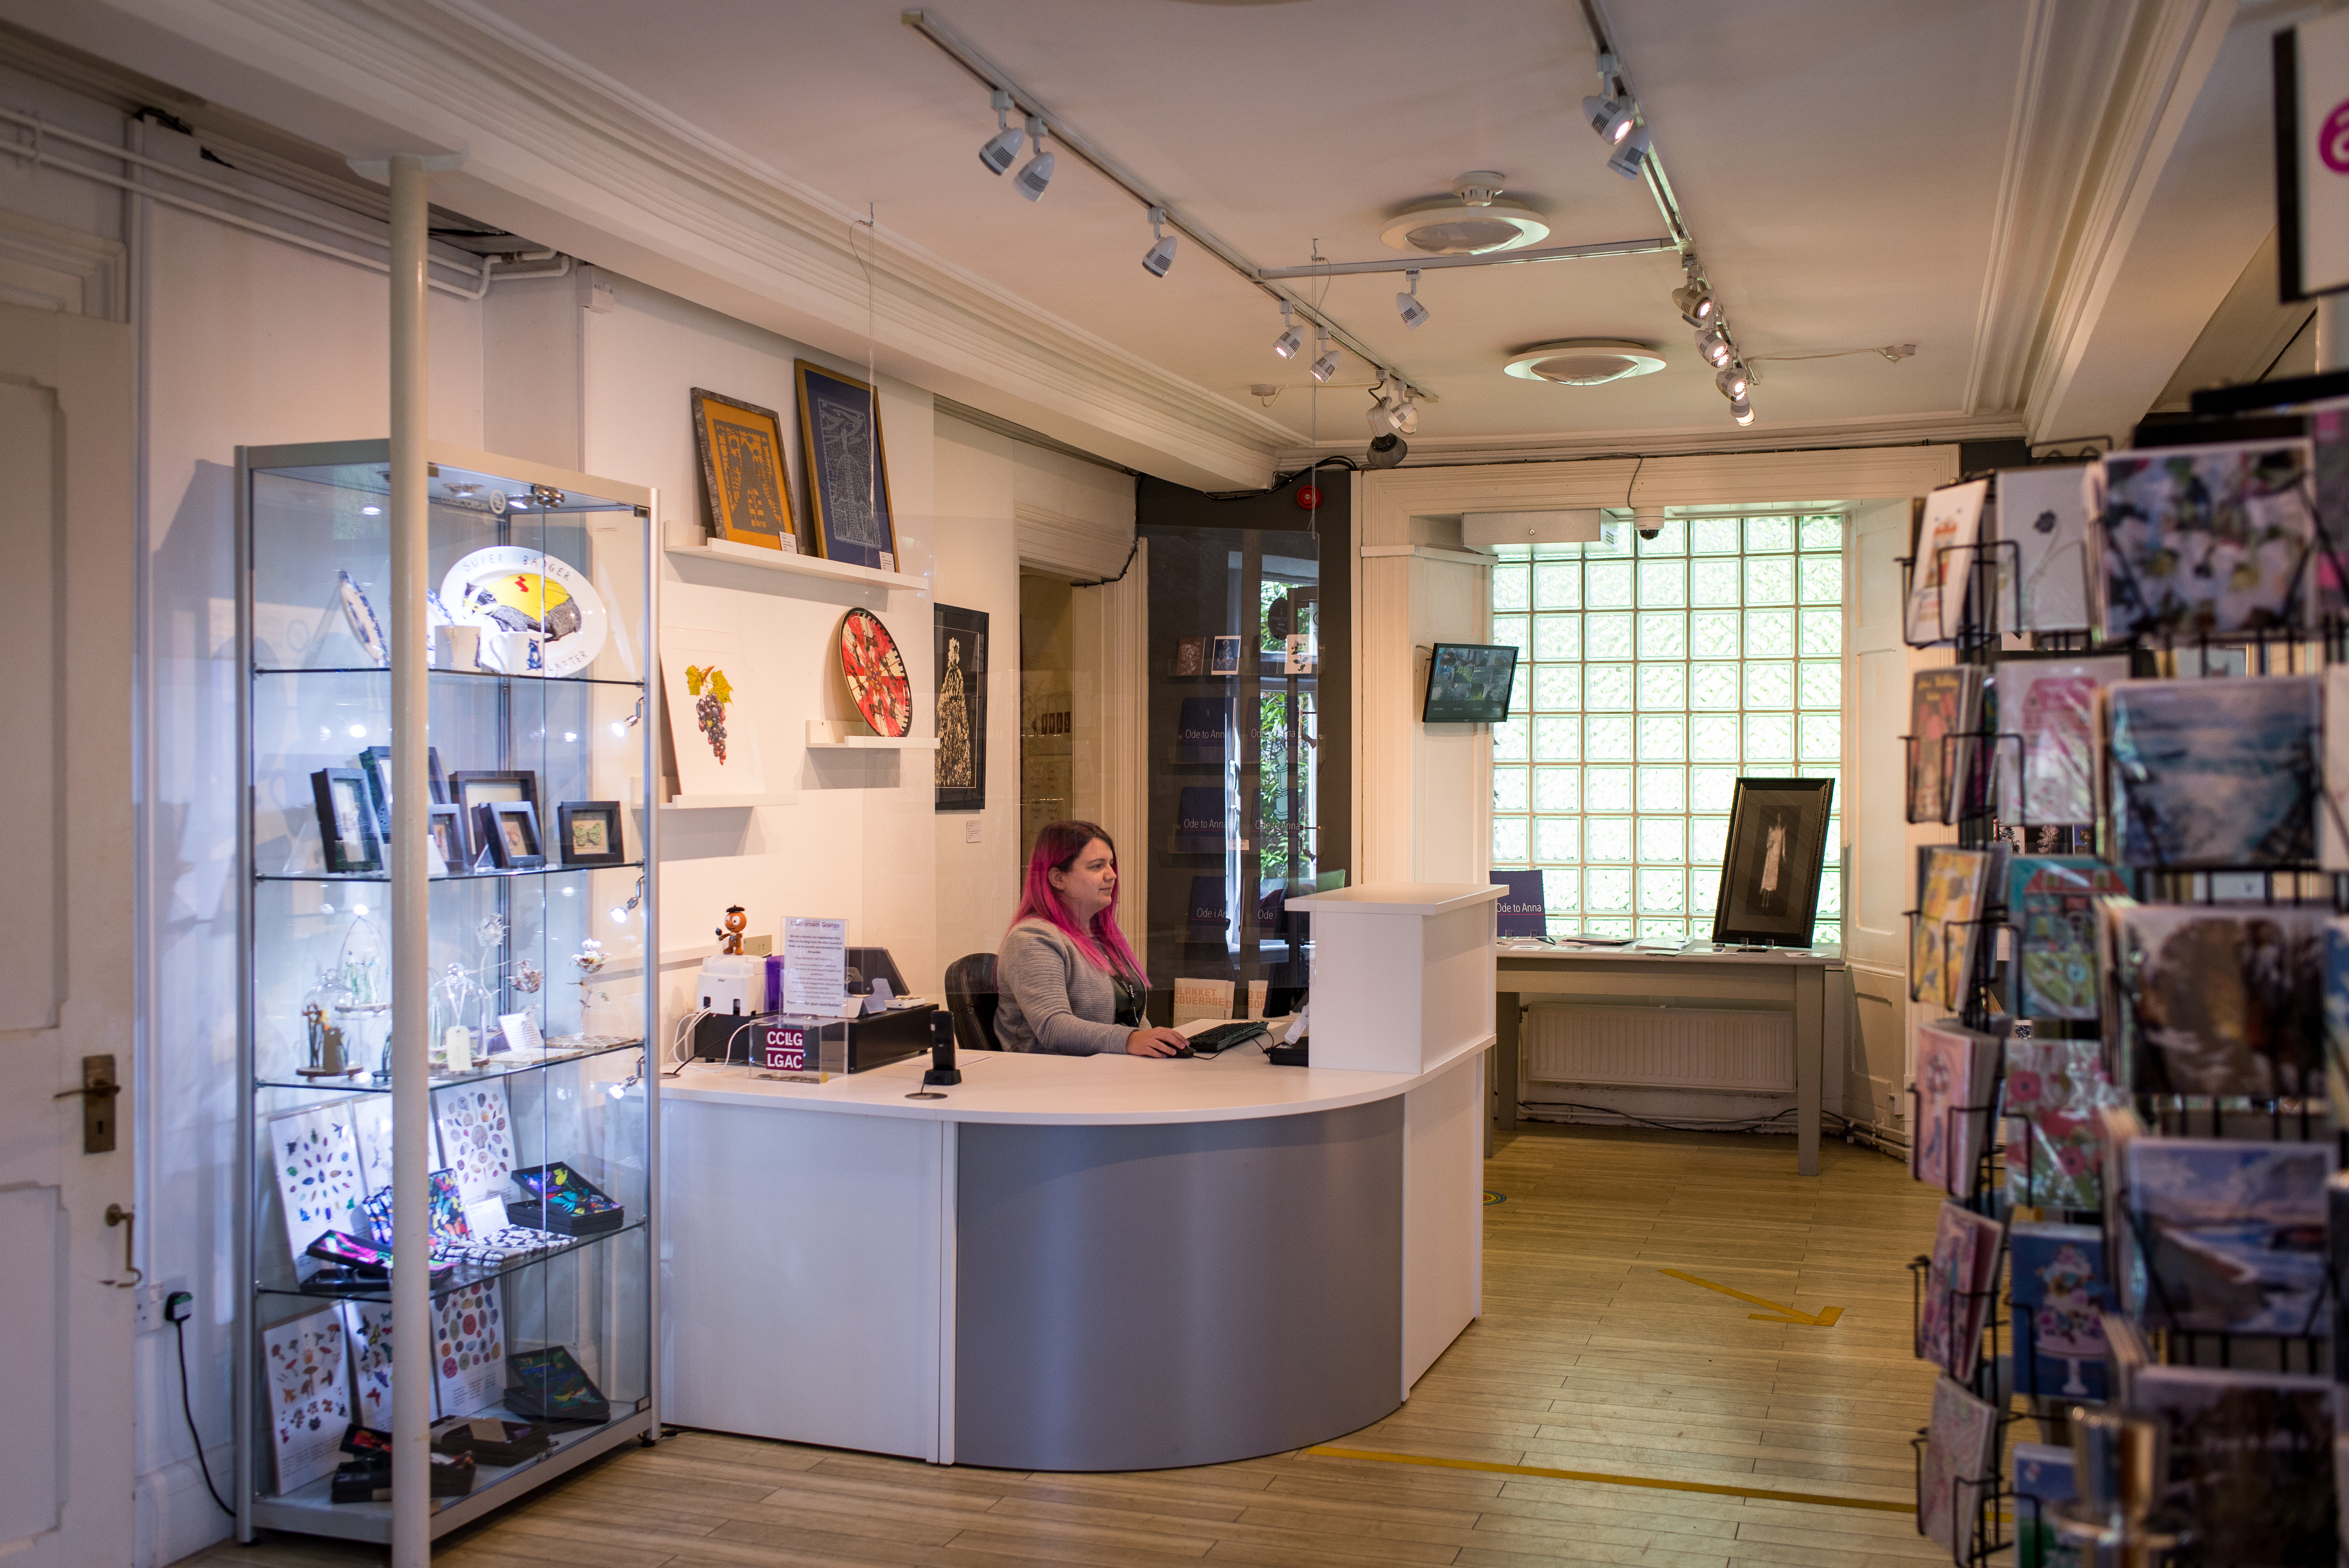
[2091, 439, 2316, 638]
[1911, 847, 1997, 1012]
[268, 1106, 366, 1257]
[263, 1307, 351, 1494]
[1996, 463, 2094, 633]
[433, 1280, 506, 1418]
[1911, 1020, 2002, 1197]
[1904, 478, 1989, 644]
[342, 1301, 403, 1425]
[2002, 1036, 2119, 1213]
[2006, 856, 2128, 1022]
[1907, 667, 1982, 825]
[2323, 666, 2349, 870]
[1917, 1200, 2003, 1381]
[2104, 677, 2320, 870]
[2117, 1134, 2333, 1334]
[1995, 656, 2130, 826]
[1921, 1374, 2001, 1557]
[2132, 1366, 2337, 1564]
[2010, 1440, 2077, 1568]
[2008, 1222, 2112, 1404]
[433, 1082, 519, 1215]
[2106, 902, 2327, 1098]
[2328, 919, 2349, 1130]
[349, 1094, 441, 1201]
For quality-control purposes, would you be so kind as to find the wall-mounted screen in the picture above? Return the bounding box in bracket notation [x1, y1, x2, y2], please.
[1422, 643, 1519, 724]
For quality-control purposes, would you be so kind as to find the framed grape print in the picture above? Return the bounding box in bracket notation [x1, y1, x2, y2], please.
[689, 388, 799, 552]
[795, 360, 896, 570]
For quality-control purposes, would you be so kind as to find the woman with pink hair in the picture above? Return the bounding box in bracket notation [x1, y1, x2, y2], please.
[993, 820, 1191, 1057]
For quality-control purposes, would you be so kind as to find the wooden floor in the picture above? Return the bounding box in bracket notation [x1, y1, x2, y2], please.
[182, 1124, 1948, 1568]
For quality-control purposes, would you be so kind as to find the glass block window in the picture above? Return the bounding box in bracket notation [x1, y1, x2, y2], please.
[1490, 514, 1845, 948]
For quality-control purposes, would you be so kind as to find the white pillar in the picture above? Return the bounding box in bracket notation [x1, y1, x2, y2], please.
[386, 151, 432, 1567]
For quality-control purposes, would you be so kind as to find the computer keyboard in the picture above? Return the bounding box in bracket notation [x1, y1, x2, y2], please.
[1186, 1020, 1273, 1055]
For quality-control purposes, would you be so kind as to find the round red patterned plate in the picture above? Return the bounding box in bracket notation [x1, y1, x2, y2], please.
[839, 608, 911, 737]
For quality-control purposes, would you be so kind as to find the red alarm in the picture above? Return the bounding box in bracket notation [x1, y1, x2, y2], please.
[1296, 483, 1322, 511]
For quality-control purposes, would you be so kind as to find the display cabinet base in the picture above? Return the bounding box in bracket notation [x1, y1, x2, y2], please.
[245, 1406, 653, 1545]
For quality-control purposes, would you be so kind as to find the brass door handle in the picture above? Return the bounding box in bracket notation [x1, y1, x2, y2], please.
[103, 1203, 141, 1288]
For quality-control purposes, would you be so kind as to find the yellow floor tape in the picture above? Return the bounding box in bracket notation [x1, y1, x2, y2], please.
[1303, 1446, 1914, 1514]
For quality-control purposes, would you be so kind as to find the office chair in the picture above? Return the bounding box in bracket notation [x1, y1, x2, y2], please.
[944, 952, 1002, 1051]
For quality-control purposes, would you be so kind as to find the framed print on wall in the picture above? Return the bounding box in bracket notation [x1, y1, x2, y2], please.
[690, 388, 799, 552]
[1711, 777, 1835, 948]
[934, 604, 987, 812]
[795, 360, 896, 570]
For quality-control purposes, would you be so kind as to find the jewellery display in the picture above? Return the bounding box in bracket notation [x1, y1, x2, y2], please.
[238, 441, 656, 1543]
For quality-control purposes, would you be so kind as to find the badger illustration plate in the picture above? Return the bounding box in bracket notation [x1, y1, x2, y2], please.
[439, 547, 608, 677]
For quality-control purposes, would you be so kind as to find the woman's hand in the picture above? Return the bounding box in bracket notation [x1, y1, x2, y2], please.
[1125, 1027, 1191, 1057]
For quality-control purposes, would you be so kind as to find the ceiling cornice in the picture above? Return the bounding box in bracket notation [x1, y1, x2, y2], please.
[5, 0, 1289, 487]
[1274, 410, 2025, 471]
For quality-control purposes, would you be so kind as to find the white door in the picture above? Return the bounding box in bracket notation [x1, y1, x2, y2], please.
[0, 301, 137, 1563]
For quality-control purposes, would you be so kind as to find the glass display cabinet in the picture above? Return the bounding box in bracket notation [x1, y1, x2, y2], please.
[233, 440, 658, 1543]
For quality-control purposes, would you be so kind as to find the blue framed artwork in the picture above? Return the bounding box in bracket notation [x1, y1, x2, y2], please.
[795, 360, 896, 570]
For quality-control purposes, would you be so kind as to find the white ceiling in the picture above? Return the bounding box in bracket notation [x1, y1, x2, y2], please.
[469, 0, 2026, 452]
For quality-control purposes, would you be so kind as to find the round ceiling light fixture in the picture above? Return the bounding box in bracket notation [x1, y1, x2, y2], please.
[1503, 339, 1666, 387]
[1380, 171, 1549, 256]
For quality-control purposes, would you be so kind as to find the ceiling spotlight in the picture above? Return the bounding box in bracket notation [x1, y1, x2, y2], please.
[1672, 283, 1714, 327]
[1582, 94, 1637, 144]
[1141, 207, 1177, 277]
[1715, 365, 1750, 401]
[1606, 124, 1652, 180]
[1396, 269, 1429, 330]
[1273, 303, 1303, 360]
[1366, 432, 1407, 469]
[1729, 395, 1755, 427]
[978, 89, 1024, 175]
[1390, 395, 1420, 435]
[1696, 326, 1732, 367]
[1310, 338, 1340, 383]
[1013, 119, 1053, 200]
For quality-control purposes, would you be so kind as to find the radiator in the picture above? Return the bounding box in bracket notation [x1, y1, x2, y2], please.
[1524, 1004, 1794, 1092]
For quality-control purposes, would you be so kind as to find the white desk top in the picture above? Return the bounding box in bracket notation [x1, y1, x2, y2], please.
[1496, 941, 1845, 968]
[1287, 882, 1505, 915]
[661, 1032, 1490, 1126]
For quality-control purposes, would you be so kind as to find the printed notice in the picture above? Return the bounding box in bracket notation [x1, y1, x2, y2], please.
[783, 916, 849, 1014]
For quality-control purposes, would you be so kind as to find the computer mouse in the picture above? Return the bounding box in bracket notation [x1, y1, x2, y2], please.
[1170, 1044, 1196, 1058]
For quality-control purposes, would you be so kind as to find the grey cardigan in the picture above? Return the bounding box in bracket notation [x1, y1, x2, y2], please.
[992, 919, 1137, 1056]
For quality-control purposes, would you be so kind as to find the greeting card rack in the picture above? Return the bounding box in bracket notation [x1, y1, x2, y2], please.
[233, 440, 661, 1547]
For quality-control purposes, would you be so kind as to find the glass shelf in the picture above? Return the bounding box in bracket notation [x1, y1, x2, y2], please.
[255, 1035, 645, 1096]
[253, 665, 649, 689]
[256, 861, 647, 885]
[254, 1403, 651, 1519]
[259, 1216, 648, 1304]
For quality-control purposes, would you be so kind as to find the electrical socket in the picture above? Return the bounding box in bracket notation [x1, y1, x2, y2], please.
[136, 1276, 191, 1334]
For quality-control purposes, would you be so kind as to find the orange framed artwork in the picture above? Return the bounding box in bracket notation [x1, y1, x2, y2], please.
[689, 387, 800, 552]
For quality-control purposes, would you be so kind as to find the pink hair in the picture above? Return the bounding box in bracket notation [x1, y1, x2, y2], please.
[1012, 820, 1147, 981]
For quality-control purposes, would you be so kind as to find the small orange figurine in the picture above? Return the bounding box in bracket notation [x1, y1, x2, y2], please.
[717, 905, 747, 956]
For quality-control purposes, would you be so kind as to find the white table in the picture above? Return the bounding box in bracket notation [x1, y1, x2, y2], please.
[660, 1038, 1486, 1470]
[1493, 942, 1845, 1175]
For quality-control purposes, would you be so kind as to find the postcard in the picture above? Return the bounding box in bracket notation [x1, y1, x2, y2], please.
[1905, 478, 1989, 644]
[1912, 1020, 2002, 1197]
[2006, 856, 2127, 1022]
[1996, 656, 2130, 826]
[1911, 848, 1997, 1011]
[2107, 903, 2327, 1098]
[1996, 463, 2094, 633]
[2008, 1222, 2112, 1404]
[2103, 677, 2320, 869]
[2091, 438, 2316, 638]
[2003, 1035, 2118, 1212]
[2118, 1136, 2333, 1334]
[1908, 667, 1982, 824]
[2132, 1366, 2335, 1565]
[1921, 1374, 2001, 1557]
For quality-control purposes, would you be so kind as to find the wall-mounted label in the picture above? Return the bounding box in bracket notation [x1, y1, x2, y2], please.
[761, 1024, 808, 1072]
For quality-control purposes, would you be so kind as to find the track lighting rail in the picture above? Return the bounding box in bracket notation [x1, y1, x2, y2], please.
[1256, 237, 1673, 280]
[901, 7, 1440, 403]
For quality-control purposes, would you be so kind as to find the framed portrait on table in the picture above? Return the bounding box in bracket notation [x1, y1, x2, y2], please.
[934, 604, 987, 812]
[426, 804, 466, 875]
[310, 768, 382, 875]
[478, 801, 545, 871]
[1711, 777, 1835, 947]
[556, 801, 626, 867]
[689, 388, 798, 552]
[795, 360, 895, 570]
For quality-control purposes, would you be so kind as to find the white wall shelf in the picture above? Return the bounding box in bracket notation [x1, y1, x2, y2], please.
[807, 719, 939, 750]
[659, 791, 799, 809]
[663, 519, 928, 592]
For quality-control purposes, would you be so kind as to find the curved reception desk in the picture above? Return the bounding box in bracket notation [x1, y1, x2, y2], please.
[661, 882, 1502, 1472]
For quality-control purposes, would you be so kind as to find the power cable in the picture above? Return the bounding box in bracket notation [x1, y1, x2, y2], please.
[173, 1312, 233, 1517]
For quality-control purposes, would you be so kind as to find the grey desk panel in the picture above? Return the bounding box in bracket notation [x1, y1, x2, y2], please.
[955, 1099, 1403, 1471]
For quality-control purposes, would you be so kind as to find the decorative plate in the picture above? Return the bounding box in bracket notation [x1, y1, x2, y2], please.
[438, 546, 608, 678]
[337, 570, 388, 667]
[839, 608, 911, 737]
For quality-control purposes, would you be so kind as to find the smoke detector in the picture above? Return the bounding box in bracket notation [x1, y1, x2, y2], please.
[1504, 339, 1666, 387]
[1380, 171, 1549, 256]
